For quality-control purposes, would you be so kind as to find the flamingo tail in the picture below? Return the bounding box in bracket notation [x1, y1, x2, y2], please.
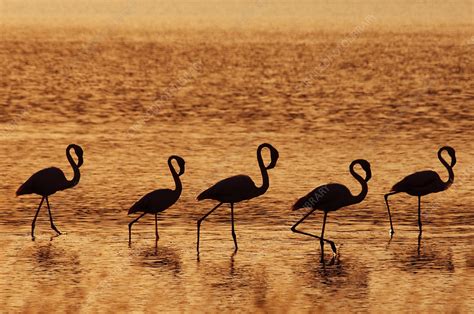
[197, 188, 213, 201]
[292, 195, 311, 211]
[16, 180, 34, 196]
[128, 198, 145, 215]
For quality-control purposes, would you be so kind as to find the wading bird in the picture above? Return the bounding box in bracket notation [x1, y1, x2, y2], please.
[196, 143, 279, 252]
[17, 144, 84, 240]
[291, 159, 372, 262]
[128, 155, 185, 244]
[384, 146, 456, 236]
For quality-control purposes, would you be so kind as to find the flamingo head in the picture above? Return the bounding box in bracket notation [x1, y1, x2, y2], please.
[258, 143, 279, 170]
[170, 155, 186, 176]
[69, 144, 84, 167]
[440, 146, 456, 167]
[354, 159, 372, 182]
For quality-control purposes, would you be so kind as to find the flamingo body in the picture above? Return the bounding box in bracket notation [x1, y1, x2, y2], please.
[293, 183, 357, 212]
[129, 189, 179, 215]
[385, 146, 456, 236]
[128, 155, 185, 243]
[391, 170, 446, 196]
[196, 143, 279, 252]
[17, 167, 71, 197]
[197, 175, 259, 203]
[16, 144, 84, 239]
[291, 159, 372, 262]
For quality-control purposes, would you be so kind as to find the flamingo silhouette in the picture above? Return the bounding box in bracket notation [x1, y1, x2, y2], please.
[384, 146, 456, 236]
[128, 155, 185, 244]
[196, 143, 279, 252]
[291, 159, 372, 262]
[16, 144, 84, 239]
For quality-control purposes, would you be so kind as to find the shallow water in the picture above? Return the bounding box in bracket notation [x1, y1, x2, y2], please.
[0, 26, 473, 312]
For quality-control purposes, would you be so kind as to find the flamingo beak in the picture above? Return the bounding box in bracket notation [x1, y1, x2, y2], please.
[451, 156, 457, 167]
[365, 169, 372, 182]
[449, 150, 457, 167]
[177, 157, 186, 175]
[359, 160, 372, 182]
[74, 146, 84, 167]
[267, 148, 279, 169]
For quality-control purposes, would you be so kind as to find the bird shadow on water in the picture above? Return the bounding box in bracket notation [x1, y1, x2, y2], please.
[129, 243, 182, 276]
[21, 241, 86, 312]
[311, 254, 368, 288]
[387, 235, 455, 274]
[196, 251, 241, 283]
[32, 242, 81, 275]
[196, 251, 269, 309]
[291, 251, 370, 307]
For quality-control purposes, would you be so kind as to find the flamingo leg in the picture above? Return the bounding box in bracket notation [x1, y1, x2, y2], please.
[45, 197, 61, 235]
[31, 197, 45, 240]
[128, 212, 147, 244]
[230, 203, 238, 251]
[384, 192, 398, 236]
[320, 212, 328, 262]
[197, 202, 223, 252]
[291, 208, 337, 255]
[417, 232, 422, 256]
[417, 196, 422, 234]
[155, 213, 159, 242]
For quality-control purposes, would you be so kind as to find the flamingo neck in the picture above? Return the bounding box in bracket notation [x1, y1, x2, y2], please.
[349, 162, 368, 204]
[256, 148, 269, 196]
[65, 147, 81, 189]
[438, 150, 454, 189]
[168, 158, 182, 195]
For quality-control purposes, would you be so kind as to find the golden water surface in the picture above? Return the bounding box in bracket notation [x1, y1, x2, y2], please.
[0, 25, 473, 312]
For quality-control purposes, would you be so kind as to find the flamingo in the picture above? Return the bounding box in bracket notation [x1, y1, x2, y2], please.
[196, 143, 279, 252]
[384, 146, 456, 236]
[291, 159, 372, 262]
[16, 144, 84, 239]
[128, 155, 185, 244]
